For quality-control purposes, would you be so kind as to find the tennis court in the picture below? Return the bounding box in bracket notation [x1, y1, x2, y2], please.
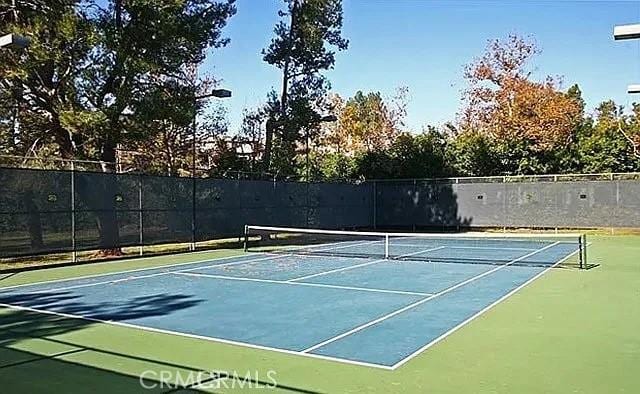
[0, 226, 585, 370]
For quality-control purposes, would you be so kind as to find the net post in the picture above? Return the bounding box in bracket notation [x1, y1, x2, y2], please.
[243, 225, 249, 252]
[577, 234, 583, 269]
[580, 234, 588, 269]
[384, 234, 389, 259]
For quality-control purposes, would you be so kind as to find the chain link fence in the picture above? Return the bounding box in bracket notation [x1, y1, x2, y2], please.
[0, 165, 372, 259]
[371, 173, 640, 230]
[2, 155, 639, 262]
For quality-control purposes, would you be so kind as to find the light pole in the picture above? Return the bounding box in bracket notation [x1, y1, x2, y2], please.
[613, 24, 640, 157]
[303, 114, 337, 228]
[614, 24, 640, 93]
[193, 89, 232, 178]
[191, 88, 231, 251]
[1, 34, 30, 150]
[268, 113, 336, 181]
[306, 114, 337, 181]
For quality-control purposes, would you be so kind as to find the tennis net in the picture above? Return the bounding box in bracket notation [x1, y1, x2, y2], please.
[244, 225, 587, 269]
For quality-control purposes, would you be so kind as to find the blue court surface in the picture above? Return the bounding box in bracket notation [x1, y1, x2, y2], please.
[0, 238, 580, 369]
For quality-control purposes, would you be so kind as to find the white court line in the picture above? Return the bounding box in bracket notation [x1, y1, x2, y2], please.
[390, 246, 582, 370]
[392, 244, 536, 252]
[301, 242, 560, 354]
[6, 236, 387, 293]
[174, 272, 433, 297]
[0, 252, 268, 292]
[0, 302, 394, 371]
[2, 254, 291, 295]
[308, 239, 383, 252]
[286, 259, 385, 282]
[0, 242, 581, 371]
[287, 246, 447, 282]
[260, 239, 381, 257]
[392, 246, 447, 259]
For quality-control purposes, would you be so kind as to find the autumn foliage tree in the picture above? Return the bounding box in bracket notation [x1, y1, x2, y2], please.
[457, 35, 583, 174]
[319, 88, 407, 155]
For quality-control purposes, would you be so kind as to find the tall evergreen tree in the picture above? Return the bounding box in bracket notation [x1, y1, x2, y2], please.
[261, 0, 348, 175]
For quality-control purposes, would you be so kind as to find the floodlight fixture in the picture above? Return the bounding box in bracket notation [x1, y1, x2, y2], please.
[628, 84, 640, 94]
[614, 24, 640, 40]
[0, 34, 30, 50]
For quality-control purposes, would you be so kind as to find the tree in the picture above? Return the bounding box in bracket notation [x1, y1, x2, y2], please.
[316, 93, 346, 153]
[1, 0, 236, 163]
[313, 151, 357, 180]
[262, 0, 348, 174]
[623, 103, 640, 159]
[347, 128, 450, 180]
[128, 102, 229, 177]
[122, 63, 230, 176]
[577, 101, 640, 173]
[0, 0, 94, 158]
[447, 129, 498, 176]
[0, 0, 236, 255]
[459, 35, 582, 174]
[235, 107, 267, 174]
[387, 128, 450, 178]
[334, 89, 406, 154]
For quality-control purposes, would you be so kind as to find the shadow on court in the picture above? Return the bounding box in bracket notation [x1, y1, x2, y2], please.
[0, 272, 18, 282]
[0, 306, 324, 393]
[0, 291, 203, 322]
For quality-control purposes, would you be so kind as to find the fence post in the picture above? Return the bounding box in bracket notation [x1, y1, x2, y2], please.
[191, 175, 196, 251]
[71, 161, 77, 263]
[306, 179, 310, 228]
[372, 181, 377, 230]
[502, 179, 508, 233]
[413, 179, 417, 232]
[138, 174, 143, 256]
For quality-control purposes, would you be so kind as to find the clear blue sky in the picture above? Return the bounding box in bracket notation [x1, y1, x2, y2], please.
[201, 0, 640, 133]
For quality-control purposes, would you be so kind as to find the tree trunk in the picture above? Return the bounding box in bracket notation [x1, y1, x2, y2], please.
[263, 0, 298, 172]
[95, 139, 122, 257]
[263, 118, 275, 170]
[51, 122, 75, 160]
[21, 122, 72, 253]
[23, 190, 44, 251]
[95, 210, 121, 256]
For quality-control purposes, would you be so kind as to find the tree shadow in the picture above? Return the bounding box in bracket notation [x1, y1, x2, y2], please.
[0, 295, 324, 393]
[0, 291, 203, 342]
[0, 337, 324, 393]
[375, 181, 473, 231]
